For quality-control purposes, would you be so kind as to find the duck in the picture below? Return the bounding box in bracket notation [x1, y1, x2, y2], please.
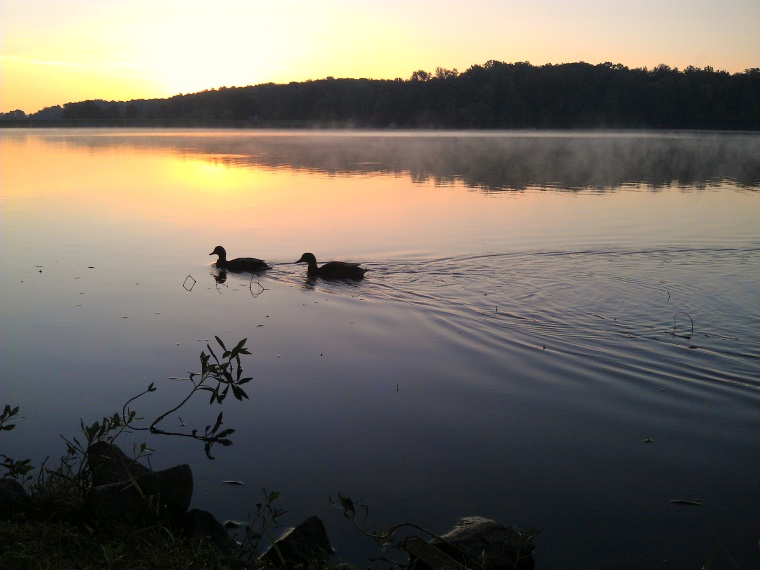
[209, 245, 271, 272]
[295, 252, 368, 280]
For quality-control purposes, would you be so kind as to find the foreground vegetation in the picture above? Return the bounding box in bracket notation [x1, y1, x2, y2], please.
[2, 60, 759, 130]
[0, 339, 282, 569]
[0, 519, 234, 570]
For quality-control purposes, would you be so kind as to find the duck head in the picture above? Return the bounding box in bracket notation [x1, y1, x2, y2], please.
[295, 252, 317, 266]
[210, 245, 227, 259]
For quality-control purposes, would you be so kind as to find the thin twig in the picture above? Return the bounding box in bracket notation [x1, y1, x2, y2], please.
[673, 311, 694, 336]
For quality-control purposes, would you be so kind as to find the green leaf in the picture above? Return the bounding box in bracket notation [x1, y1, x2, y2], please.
[207, 344, 220, 365]
[215, 336, 227, 351]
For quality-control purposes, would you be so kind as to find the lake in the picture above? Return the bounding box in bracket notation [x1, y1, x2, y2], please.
[1, 128, 759, 568]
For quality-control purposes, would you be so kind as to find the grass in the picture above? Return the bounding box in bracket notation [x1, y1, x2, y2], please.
[0, 518, 239, 570]
[0, 471, 355, 570]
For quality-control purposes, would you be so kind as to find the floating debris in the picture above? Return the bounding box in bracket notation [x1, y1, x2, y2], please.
[222, 480, 244, 486]
[669, 499, 701, 506]
[672, 311, 694, 338]
[183, 275, 196, 291]
[223, 520, 241, 529]
[644, 437, 654, 443]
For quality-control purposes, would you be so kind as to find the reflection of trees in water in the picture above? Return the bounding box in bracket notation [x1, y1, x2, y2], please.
[49, 132, 760, 192]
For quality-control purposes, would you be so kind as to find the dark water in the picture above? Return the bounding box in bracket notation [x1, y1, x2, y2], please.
[1, 129, 759, 568]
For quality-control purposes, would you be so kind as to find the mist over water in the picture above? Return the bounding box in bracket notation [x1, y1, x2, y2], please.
[10, 128, 760, 189]
[1, 129, 759, 568]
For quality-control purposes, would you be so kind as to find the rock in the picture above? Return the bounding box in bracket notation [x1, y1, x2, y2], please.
[261, 515, 333, 568]
[87, 442, 151, 486]
[403, 536, 468, 570]
[87, 463, 193, 526]
[183, 508, 238, 551]
[412, 516, 535, 570]
[0, 478, 29, 517]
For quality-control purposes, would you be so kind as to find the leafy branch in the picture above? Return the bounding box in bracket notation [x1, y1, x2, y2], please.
[135, 336, 253, 458]
[0, 405, 34, 482]
[49, 337, 254, 493]
[329, 493, 444, 565]
[330, 493, 538, 569]
[236, 488, 286, 561]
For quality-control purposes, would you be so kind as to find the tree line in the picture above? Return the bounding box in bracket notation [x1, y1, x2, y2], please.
[3, 61, 759, 130]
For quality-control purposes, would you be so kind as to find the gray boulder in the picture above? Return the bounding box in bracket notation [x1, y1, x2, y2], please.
[408, 516, 536, 570]
[86, 443, 192, 526]
[261, 515, 333, 568]
[87, 441, 151, 486]
[183, 508, 239, 551]
[0, 478, 29, 517]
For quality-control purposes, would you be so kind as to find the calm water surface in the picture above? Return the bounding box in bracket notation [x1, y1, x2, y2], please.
[1, 129, 759, 568]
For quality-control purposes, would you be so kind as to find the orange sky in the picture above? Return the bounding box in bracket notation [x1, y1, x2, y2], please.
[2, 0, 759, 114]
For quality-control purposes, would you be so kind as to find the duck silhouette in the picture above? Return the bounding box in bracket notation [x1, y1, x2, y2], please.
[296, 252, 368, 280]
[210, 246, 271, 272]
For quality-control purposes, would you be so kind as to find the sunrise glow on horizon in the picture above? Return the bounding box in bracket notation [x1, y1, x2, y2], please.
[2, 0, 759, 115]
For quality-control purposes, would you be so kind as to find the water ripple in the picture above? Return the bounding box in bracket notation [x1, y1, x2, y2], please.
[345, 248, 760, 391]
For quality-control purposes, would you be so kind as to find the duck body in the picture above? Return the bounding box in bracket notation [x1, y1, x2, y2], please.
[210, 245, 271, 272]
[296, 252, 367, 280]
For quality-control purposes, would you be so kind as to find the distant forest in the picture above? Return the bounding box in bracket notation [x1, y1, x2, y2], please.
[3, 61, 760, 130]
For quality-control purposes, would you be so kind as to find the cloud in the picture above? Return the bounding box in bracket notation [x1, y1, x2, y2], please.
[1, 55, 84, 68]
